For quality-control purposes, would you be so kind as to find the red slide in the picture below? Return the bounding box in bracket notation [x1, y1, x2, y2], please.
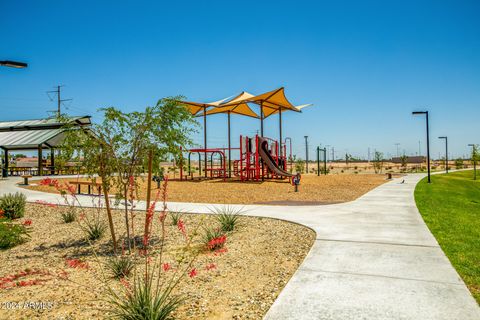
[258, 137, 295, 177]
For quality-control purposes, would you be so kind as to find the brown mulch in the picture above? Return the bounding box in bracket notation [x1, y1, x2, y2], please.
[24, 174, 387, 205]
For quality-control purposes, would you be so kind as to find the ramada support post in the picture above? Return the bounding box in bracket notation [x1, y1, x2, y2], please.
[3, 148, 9, 177]
[37, 145, 43, 176]
[50, 147, 55, 174]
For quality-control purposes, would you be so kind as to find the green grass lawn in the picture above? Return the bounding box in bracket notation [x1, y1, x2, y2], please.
[415, 170, 480, 303]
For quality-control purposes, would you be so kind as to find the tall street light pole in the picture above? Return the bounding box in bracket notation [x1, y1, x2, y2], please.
[438, 136, 448, 173]
[304, 136, 309, 173]
[412, 111, 431, 183]
[468, 144, 477, 180]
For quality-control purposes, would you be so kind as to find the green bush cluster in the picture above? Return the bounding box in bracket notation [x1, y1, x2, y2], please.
[0, 222, 29, 249]
[0, 192, 26, 219]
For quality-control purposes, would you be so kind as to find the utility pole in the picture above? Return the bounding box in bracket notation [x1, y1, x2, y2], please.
[368, 147, 371, 163]
[331, 147, 335, 162]
[304, 136, 309, 173]
[48, 85, 72, 117]
[395, 143, 400, 157]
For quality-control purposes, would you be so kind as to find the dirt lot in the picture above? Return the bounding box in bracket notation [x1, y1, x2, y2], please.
[0, 204, 315, 319]
[24, 174, 388, 205]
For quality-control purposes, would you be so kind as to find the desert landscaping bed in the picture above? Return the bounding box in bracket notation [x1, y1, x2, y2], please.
[0, 203, 315, 320]
[24, 174, 387, 204]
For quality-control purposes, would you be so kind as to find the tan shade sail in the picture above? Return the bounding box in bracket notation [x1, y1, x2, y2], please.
[179, 96, 231, 115]
[199, 91, 259, 118]
[247, 87, 302, 118]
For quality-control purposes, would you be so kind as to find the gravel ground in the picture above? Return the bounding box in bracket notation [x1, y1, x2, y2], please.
[24, 174, 387, 204]
[0, 203, 315, 319]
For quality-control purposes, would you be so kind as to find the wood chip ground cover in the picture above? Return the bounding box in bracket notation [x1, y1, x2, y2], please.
[24, 174, 387, 204]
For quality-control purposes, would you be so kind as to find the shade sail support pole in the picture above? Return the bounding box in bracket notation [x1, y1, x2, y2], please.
[228, 111, 231, 178]
[203, 106, 207, 178]
[279, 107, 282, 157]
[260, 101, 264, 137]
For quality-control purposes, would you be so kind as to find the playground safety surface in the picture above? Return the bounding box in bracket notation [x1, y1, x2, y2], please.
[23, 174, 387, 205]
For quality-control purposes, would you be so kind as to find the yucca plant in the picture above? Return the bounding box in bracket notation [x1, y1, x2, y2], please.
[108, 275, 183, 320]
[61, 207, 77, 223]
[0, 192, 26, 219]
[169, 211, 183, 226]
[212, 206, 243, 233]
[80, 212, 107, 241]
[106, 255, 135, 279]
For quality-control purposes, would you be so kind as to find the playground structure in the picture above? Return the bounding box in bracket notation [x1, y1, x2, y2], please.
[176, 87, 309, 182]
[182, 134, 292, 182]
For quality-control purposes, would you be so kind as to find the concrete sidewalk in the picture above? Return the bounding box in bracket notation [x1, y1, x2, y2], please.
[1, 174, 479, 319]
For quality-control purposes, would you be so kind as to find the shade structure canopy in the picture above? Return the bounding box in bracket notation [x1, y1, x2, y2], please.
[244, 87, 302, 118]
[0, 129, 65, 150]
[179, 97, 231, 115]
[197, 92, 260, 119]
[0, 116, 91, 150]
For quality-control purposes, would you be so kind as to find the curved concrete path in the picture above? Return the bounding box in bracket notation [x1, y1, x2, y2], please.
[0, 174, 479, 319]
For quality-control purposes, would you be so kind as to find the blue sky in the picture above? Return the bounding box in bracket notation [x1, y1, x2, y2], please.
[1, 0, 479, 159]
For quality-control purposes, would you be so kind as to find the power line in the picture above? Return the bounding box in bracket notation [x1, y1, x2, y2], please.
[47, 85, 72, 117]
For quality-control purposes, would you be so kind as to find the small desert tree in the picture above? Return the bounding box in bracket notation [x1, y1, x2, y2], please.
[471, 144, 479, 180]
[400, 155, 408, 172]
[58, 97, 197, 253]
[373, 151, 384, 174]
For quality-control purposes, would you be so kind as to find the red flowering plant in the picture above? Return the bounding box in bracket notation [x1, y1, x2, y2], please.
[105, 177, 223, 319]
[39, 177, 59, 188]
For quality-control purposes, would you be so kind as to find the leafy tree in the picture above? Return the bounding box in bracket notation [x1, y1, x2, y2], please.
[58, 97, 197, 253]
[400, 155, 408, 171]
[373, 151, 384, 174]
[471, 144, 479, 180]
[455, 158, 464, 170]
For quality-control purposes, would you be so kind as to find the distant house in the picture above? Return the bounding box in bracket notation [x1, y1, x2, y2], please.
[391, 156, 425, 164]
[15, 157, 45, 168]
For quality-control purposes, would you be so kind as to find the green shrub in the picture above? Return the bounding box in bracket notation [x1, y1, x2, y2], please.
[0, 193, 26, 219]
[0, 222, 29, 249]
[61, 207, 77, 223]
[107, 255, 135, 279]
[212, 206, 242, 232]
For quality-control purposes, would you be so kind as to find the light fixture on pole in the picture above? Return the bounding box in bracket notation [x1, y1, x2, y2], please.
[438, 136, 448, 173]
[0, 60, 28, 68]
[412, 111, 431, 183]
